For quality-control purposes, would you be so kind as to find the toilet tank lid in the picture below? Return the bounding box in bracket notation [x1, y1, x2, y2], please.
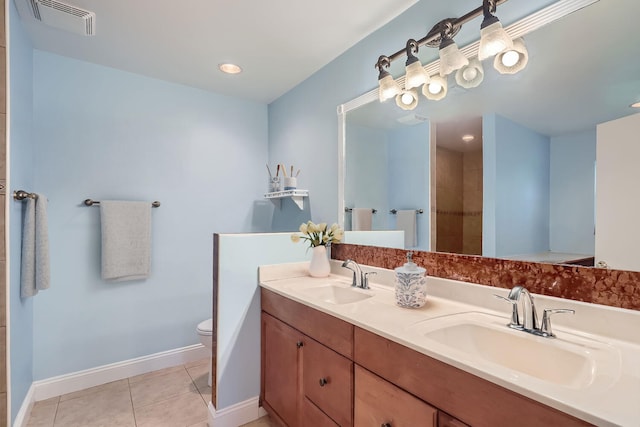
[197, 318, 213, 333]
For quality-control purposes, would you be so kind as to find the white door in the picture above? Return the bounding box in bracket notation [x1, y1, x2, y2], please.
[595, 112, 640, 270]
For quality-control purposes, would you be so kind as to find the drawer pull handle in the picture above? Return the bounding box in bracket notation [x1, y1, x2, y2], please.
[319, 378, 328, 387]
[296, 341, 304, 348]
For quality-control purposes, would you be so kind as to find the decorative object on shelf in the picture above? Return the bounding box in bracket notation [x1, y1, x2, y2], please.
[291, 221, 344, 277]
[283, 176, 297, 190]
[376, 0, 594, 110]
[394, 252, 427, 308]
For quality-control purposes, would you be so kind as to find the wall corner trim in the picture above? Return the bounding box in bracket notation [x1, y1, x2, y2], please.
[12, 384, 35, 427]
[208, 397, 266, 427]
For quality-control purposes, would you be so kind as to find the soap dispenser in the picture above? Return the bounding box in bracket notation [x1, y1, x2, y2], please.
[394, 251, 427, 308]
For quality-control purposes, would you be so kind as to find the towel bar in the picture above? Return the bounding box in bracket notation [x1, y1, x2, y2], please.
[13, 190, 38, 200]
[84, 199, 161, 208]
[390, 209, 424, 214]
[345, 207, 377, 214]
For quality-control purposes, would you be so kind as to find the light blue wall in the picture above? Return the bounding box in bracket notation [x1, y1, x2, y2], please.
[550, 130, 596, 254]
[345, 124, 389, 231]
[30, 51, 269, 380]
[387, 123, 430, 250]
[9, 1, 35, 421]
[484, 114, 550, 257]
[483, 115, 498, 256]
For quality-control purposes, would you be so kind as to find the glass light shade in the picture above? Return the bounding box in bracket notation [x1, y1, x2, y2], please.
[478, 21, 514, 61]
[396, 89, 419, 110]
[494, 38, 529, 75]
[422, 74, 448, 101]
[455, 57, 484, 88]
[439, 41, 469, 76]
[405, 61, 430, 90]
[378, 74, 401, 102]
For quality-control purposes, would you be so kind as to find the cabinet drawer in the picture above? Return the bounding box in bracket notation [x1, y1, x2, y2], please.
[262, 288, 353, 358]
[355, 365, 437, 427]
[303, 337, 353, 427]
[302, 397, 339, 427]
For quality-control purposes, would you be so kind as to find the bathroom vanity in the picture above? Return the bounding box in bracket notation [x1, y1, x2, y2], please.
[259, 262, 640, 427]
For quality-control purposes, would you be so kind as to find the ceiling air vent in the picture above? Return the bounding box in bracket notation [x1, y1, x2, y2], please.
[26, 0, 95, 36]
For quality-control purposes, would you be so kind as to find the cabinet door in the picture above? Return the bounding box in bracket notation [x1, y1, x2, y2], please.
[303, 337, 353, 427]
[262, 313, 303, 427]
[354, 365, 437, 427]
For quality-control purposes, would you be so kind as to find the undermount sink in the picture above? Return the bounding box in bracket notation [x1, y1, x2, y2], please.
[298, 284, 373, 305]
[410, 312, 620, 390]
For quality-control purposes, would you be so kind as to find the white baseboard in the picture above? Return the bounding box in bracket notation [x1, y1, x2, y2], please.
[13, 384, 35, 427]
[208, 397, 267, 427]
[32, 344, 209, 402]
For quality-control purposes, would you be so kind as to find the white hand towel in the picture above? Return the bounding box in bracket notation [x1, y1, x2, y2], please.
[352, 208, 373, 231]
[396, 210, 417, 248]
[35, 194, 50, 291]
[21, 193, 50, 298]
[100, 201, 152, 281]
[20, 197, 36, 298]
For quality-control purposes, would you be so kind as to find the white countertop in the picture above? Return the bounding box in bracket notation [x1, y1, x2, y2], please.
[259, 261, 640, 427]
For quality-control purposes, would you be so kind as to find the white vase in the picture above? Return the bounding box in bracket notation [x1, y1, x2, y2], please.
[308, 245, 331, 277]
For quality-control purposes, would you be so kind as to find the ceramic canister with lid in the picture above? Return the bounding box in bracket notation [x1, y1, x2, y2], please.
[394, 252, 427, 308]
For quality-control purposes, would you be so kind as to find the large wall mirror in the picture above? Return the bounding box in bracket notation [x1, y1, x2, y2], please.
[338, 0, 640, 270]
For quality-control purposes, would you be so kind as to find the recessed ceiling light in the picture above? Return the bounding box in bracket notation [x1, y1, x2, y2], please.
[219, 63, 242, 74]
[462, 134, 475, 143]
[631, 101, 640, 108]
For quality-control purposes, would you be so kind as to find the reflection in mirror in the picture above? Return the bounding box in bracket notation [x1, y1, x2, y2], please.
[339, 0, 640, 270]
[434, 118, 483, 256]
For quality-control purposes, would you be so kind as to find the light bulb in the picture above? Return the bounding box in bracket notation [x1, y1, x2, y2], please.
[428, 82, 442, 94]
[501, 50, 520, 67]
[401, 92, 414, 105]
[462, 67, 478, 81]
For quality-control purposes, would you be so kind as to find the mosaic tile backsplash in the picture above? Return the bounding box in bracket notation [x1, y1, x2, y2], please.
[331, 244, 640, 311]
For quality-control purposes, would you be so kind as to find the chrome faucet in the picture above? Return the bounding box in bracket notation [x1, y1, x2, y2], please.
[495, 285, 575, 338]
[341, 259, 373, 289]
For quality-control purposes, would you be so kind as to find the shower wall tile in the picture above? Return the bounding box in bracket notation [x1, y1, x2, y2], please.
[332, 244, 640, 311]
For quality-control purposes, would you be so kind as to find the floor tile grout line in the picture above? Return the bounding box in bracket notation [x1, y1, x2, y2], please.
[128, 377, 139, 427]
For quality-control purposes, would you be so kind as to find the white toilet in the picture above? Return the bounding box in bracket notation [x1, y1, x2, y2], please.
[196, 318, 213, 386]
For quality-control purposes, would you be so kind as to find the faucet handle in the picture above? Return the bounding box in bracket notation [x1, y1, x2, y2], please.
[493, 294, 521, 329]
[362, 271, 377, 289]
[540, 309, 575, 337]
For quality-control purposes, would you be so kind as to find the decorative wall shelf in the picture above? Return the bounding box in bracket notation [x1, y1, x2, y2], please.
[264, 189, 309, 210]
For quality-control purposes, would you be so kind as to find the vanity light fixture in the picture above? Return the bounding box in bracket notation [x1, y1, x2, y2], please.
[438, 24, 469, 77]
[462, 134, 475, 142]
[404, 39, 431, 90]
[377, 55, 402, 102]
[631, 101, 640, 108]
[219, 63, 242, 74]
[455, 57, 485, 88]
[396, 89, 419, 110]
[423, 74, 448, 101]
[494, 37, 529, 74]
[477, 0, 513, 60]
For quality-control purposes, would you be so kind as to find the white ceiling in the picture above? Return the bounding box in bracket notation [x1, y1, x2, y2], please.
[13, 0, 418, 103]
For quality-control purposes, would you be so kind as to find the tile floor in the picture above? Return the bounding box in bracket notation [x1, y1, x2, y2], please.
[25, 357, 278, 427]
[26, 358, 213, 427]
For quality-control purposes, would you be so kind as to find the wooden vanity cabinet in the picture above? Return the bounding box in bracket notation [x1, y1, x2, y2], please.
[262, 287, 592, 427]
[261, 289, 354, 427]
